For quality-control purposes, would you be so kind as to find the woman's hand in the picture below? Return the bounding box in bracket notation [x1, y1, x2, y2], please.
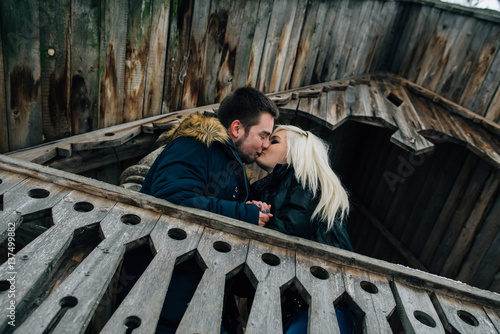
[247, 200, 273, 227]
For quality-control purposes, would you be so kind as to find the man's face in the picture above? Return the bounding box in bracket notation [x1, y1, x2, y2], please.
[233, 112, 274, 163]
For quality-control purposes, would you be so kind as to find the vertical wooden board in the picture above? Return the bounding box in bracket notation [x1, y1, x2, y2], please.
[70, 0, 101, 135]
[428, 158, 492, 274]
[469, 224, 500, 290]
[39, 0, 71, 142]
[143, 0, 169, 117]
[392, 281, 446, 333]
[99, 0, 128, 128]
[177, 228, 249, 333]
[256, 0, 295, 93]
[343, 267, 396, 333]
[460, 24, 500, 116]
[325, 90, 349, 130]
[416, 11, 463, 92]
[214, 0, 247, 102]
[101, 215, 204, 334]
[245, 0, 273, 88]
[485, 80, 500, 123]
[434, 16, 478, 101]
[230, 0, 265, 89]
[245, 240, 295, 334]
[163, 0, 194, 112]
[342, 0, 377, 77]
[181, 0, 211, 109]
[458, 192, 500, 283]
[278, 0, 308, 91]
[322, 0, 353, 81]
[441, 169, 500, 278]
[404, 6, 442, 83]
[434, 293, 498, 333]
[295, 253, 345, 334]
[123, 0, 152, 122]
[0, 0, 42, 151]
[285, 0, 320, 90]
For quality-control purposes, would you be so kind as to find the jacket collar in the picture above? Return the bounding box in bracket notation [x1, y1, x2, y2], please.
[165, 113, 230, 147]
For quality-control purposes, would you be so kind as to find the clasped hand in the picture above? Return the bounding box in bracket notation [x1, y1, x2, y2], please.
[246, 200, 272, 227]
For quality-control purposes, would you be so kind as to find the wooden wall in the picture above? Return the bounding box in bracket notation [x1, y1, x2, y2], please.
[1, 0, 500, 154]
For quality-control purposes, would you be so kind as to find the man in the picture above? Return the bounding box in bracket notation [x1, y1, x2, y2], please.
[137, 87, 279, 333]
[141, 86, 279, 226]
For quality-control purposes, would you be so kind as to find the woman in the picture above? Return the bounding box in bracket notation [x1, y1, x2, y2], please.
[248, 125, 356, 334]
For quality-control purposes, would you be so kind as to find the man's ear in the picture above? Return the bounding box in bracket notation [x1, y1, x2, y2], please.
[229, 120, 243, 139]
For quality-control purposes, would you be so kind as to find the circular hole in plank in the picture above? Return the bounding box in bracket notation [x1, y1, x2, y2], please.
[168, 228, 187, 240]
[74, 202, 94, 212]
[457, 310, 479, 326]
[124, 315, 142, 330]
[59, 296, 78, 308]
[360, 281, 378, 294]
[121, 214, 141, 225]
[28, 188, 50, 199]
[310, 266, 329, 280]
[261, 253, 280, 266]
[414, 310, 437, 328]
[213, 241, 231, 253]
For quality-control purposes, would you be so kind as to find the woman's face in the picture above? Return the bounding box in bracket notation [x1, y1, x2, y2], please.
[256, 130, 288, 173]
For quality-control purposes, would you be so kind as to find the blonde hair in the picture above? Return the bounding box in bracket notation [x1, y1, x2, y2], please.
[274, 125, 349, 229]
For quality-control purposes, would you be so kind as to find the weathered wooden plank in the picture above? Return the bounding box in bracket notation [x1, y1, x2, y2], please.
[70, 0, 101, 135]
[17, 203, 159, 333]
[486, 308, 500, 332]
[122, 0, 152, 122]
[214, 0, 248, 102]
[469, 223, 500, 290]
[0, 171, 27, 199]
[244, 0, 273, 88]
[39, 0, 71, 142]
[0, 22, 7, 153]
[0, 191, 114, 333]
[392, 281, 446, 333]
[441, 169, 500, 278]
[429, 159, 492, 274]
[457, 192, 500, 283]
[143, 0, 170, 117]
[0, 0, 42, 151]
[369, 79, 398, 130]
[485, 80, 500, 123]
[461, 24, 500, 117]
[343, 267, 396, 333]
[295, 253, 345, 334]
[98, 0, 128, 128]
[245, 240, 295, 334]
[71, 125, 141, 151]
[434, 293, 498, 333]
[257, 0, 297, 93]
[325, 90, 350, 131]
[101, 215, 203, 333]
[289, 0, 324, 89]
[177, 228, 249, 333]
[181, 0, 211, 109]
[0, 177, 69, 244]
[163, 0, 194, 112]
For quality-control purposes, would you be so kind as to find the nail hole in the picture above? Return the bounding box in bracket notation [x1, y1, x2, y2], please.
[59, 296, 78, 308]
[457, 310, 479, 326]
[360, 281, 378, 294]
[48, 48, 56, 56]
[213, 241, 232, 253]
[261, 253, 280, 266]
[105, 132, 115, 136]
[168, 228, 187, 240]
[414, 310, 436, 328]
[28, 188, 50, 199]
[121, 214, 141, 225]
[73, 202, 94, 212]
[310, 266, 329, 280]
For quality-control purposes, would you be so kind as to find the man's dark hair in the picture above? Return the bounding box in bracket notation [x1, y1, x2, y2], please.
[218, 87, 279, 131]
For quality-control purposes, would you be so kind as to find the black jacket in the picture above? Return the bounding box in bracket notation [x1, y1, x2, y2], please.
[251, 164, 353, 251]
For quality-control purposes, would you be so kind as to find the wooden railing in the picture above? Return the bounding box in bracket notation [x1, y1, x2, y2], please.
[0, 154, 499, 333]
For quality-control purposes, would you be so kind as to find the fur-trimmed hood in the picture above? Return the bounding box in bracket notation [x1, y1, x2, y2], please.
[165, 113, 229, 147]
